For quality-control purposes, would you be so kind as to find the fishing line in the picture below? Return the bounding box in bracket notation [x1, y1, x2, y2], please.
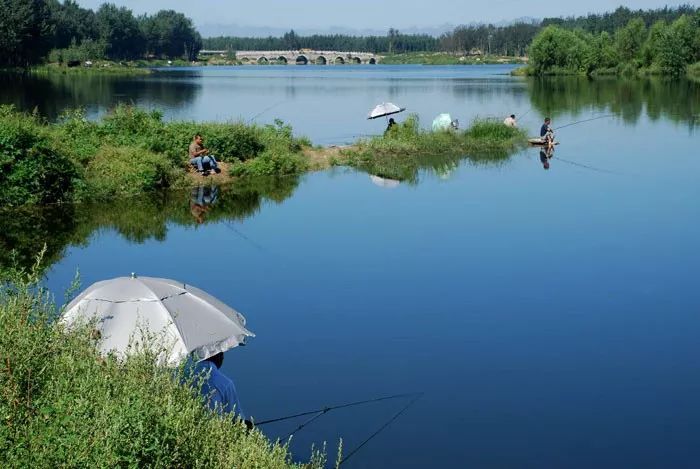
[552, 156, 622, 175]
[255, 392, 422, 426]
[222, 221, 267, 252]
[338, 392, 423, 466]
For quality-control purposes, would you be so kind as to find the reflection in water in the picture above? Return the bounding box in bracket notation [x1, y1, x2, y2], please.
[190, 185, 219, 224]
[527, 77, 700, 128]
[539, 147, 554, 170]
[370, 175, 400, 189]
[0, 177, 299, 278]
[0, 71, 200, 120]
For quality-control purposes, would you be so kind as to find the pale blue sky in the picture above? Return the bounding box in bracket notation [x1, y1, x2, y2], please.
[77, 1, 699, 32]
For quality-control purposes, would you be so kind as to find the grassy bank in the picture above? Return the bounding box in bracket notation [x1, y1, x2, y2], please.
[0, 105, 309, 206]
[1, 106, 528, 206]
[338, 116, 528, 182]
[0, 270, 325, 468]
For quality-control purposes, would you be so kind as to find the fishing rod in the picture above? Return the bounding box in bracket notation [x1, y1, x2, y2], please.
[255, 392, 423, 426]
[247, 100, 287, 123]
[338, 392, 423, 466]
[554, 114, 616, 131]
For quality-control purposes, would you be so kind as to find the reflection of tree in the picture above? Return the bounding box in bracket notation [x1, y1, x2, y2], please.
[0, 71, 200, 120]
[527, 77, 700, 129]
[0, 177, 300, 278]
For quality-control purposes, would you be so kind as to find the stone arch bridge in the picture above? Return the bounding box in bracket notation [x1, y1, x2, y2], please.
[233, 50, 380, 65]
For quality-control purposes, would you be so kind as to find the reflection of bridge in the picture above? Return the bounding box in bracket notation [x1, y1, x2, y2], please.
[234, 50, 380, 65]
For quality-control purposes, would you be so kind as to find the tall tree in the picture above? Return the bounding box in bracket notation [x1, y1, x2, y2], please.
[96, 3, 145, 60]
[0, 0, 54, 66]
[141, 10, 201, 59]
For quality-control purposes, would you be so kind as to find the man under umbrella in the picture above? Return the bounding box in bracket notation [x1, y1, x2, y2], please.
[193, 351, 244, 417]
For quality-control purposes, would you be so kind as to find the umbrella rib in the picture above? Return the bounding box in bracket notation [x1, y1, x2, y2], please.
[82, 292, 188, 304]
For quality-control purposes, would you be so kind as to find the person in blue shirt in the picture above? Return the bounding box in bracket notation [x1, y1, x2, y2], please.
[194, 352, 244, 418]
[540, 117, 554, 147]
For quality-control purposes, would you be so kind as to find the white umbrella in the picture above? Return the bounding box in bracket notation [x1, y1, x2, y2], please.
[370, 175, 400, 189]
[60, 275, 254, 367]
[367, 102, 406, 120]
[432, 113, 454, 131]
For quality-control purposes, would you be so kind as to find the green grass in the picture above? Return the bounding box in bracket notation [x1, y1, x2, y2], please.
[0, 105, 310, 206]
[31, 63, 152, 76]
[341, 115, 528, 182]
[0, 266, 327, 468]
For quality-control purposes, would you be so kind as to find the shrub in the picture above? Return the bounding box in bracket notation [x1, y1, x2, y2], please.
[0, 107, 78, 206]
[0, 272, 325, 468]
[82, 146, 177, 200]
[230, 150, 308, 177]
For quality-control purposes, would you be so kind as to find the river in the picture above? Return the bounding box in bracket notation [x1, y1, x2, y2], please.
[1, 65, 699, 468]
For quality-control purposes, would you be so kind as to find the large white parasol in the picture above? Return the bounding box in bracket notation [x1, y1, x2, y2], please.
[367, 102, 406, 120]
[60, 275, 254, 367]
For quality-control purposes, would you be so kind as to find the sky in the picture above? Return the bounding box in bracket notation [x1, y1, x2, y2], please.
[76, 0, 700, 34]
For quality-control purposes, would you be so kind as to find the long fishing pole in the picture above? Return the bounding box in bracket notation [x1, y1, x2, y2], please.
[248, 100, 287, 123]
[554, 114, 616, 131]
[255, 392, 422, 426]
[553, 156, 622, 175]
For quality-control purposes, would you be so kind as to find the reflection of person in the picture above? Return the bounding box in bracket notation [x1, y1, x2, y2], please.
[189, 134, 221, 174]
[190, 185, 218, 224]
[503, 114, 517, 127]
[193, 352, 244, 418]
[539, 147, 554, 170]
[384, 118, 396, 136]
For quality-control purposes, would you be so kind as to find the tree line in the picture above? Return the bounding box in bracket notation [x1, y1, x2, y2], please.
[203, 6, 697, 58]
[529, 12, 700, 76]
[0, 0, 202, 67]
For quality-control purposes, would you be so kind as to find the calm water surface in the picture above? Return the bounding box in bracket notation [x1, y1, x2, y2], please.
[1, 66, 699, 468]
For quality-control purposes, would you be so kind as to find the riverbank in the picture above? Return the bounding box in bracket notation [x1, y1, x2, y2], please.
[381, 52, 526, 65]
[0, 105, 527, 207]
[0, 272, 326, 468]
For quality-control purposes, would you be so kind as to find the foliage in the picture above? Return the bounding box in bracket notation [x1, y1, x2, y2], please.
[0, 106, 78, 206]
[343, 116, 527, 182]
[528, 13, 700, 76]
[140, 9, 202, 61]
[0, 0, 54, 67]
[95, 3, 146, 61]
[0, 269, 325, 468]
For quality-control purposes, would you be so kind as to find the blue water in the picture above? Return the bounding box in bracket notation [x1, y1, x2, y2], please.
[5, 66, 700, 467]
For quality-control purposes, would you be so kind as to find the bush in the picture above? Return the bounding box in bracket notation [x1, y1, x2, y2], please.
[82, 146, 177, 199]
[230, 150, 308, 177]
[0, 107, 78, 206]
[0, 272, 325, 468]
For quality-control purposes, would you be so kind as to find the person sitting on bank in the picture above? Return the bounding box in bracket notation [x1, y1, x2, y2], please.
[193, 351, 244, 417]
[540, 117, 554, 147]
[384, 117, 397, 136]
[503, 114, 517, 127]
[189, 134, 221, 174]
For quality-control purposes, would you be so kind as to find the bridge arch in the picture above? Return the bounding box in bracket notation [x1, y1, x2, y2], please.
[335, 56, 345, 65]
[295, 55, 308, 65]
[257, 57, 268, 64]
[276, 56, 288, 64]
[369, 58, 376, 64]
[315, 56, 327, 65]
[351, 57, 362, 64]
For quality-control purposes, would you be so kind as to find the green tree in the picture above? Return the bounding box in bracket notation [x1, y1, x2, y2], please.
[0, 0, 54, 66]
[96, 3, 145, 60]
[48, 0, 98, 50]
[658, 15, 696, 75]
[141, 10, 201, 60]
[615, 17, 647, 63]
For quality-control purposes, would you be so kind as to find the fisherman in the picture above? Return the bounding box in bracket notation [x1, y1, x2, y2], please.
[503, 114, 517, 127]
[193, 352, 244, 417]
[540, 117, 554, 147]
[384, 118, 397, 136]
[189, 134, 222, 175]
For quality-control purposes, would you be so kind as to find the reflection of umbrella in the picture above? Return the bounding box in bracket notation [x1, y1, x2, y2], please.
[432, 113, 453, 131]
[367, 102, 406, 120]
[370, 175, 400, 189]
[61, 275, 254, 367]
